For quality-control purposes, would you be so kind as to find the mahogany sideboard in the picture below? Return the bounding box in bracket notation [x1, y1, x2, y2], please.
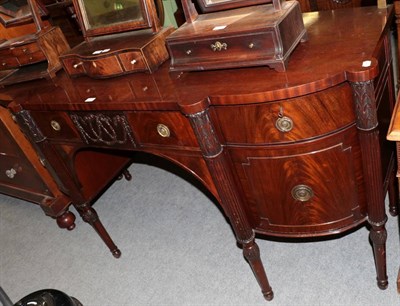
[1, 5, 398, 301]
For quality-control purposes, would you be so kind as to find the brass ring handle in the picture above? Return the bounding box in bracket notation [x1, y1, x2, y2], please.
[275, 116, 293, 133]
[157, 124, 170, 138]
[50, 120, 61, 131]
[291, 185, 314, 202]
[211, 41, 228, 52]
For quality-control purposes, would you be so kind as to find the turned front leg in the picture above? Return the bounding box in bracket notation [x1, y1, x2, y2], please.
[186, 107, 273, 301]
[351, 78, 388, 289]
[243, 240, 273, 301]
[75, 203, 121, 258]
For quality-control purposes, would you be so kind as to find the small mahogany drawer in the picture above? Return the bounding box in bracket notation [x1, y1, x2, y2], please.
[28, 111, 81, 142]
[62, 56, 124, 78]
[126, 111, 199, 147]
[17, 50, 46, 65]
[0, 57, 19, 69]
[212, 83, 355, 145]
[169, 32, 276, 67]
[10, 42, 41, 56]
[119, 51, 147, 72]
[228, 125, 366, 237]
[0, 155, 48, 193]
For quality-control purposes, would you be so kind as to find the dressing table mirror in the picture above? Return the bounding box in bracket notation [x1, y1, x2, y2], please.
[166, 0, 306, 72]
[0, 0, 70, 86]
[60, 0, 173, 78]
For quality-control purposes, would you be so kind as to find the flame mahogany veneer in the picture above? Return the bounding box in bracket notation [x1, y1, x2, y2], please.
[1, 6, 398, 301]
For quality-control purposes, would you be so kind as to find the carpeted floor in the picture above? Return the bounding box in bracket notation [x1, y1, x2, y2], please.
[1, 160, 399, 306]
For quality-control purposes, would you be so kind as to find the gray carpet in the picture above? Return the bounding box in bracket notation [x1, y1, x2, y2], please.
[1, 160, 399, 306]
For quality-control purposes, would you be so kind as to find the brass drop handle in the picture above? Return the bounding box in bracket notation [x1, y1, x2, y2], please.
[291, 185, 314, 202]
[5, 168, 17, 179]
[157, 124, 170, 138]
[50, 120, 61, 131]
[211, 41, 228, 52]
[130, 59, 137, 65]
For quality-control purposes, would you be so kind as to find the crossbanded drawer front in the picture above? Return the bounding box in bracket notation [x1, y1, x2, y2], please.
[228, 125, 365, 236]
[212, 83, 355, 145]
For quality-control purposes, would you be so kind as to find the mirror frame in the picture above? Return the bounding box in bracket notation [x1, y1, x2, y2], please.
[196, 0, 272, 13]
[72, 0, 161, 38]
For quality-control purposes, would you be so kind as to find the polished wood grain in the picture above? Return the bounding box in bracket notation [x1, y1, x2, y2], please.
[2, 6, 397, 301]
[167, 1, 306, 72]
[60, 27, 174, 78]
[0, 105, 72, 221]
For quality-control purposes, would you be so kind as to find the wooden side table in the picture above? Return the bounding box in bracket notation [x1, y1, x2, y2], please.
[386, 93, 400, 293]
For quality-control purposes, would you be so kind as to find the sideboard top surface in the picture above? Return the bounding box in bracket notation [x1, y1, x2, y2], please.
[1, 6, 393, 112]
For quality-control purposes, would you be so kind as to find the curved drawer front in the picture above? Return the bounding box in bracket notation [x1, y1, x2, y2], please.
[126, 111, 199, 148]
[229, 125, 366, 236]
[212, 83, 355, 145]
[62, 56, 124, 78]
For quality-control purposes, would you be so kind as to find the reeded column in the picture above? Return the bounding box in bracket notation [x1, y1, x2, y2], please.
[350, 77, 388, 289]
[186, 106, 273, 301]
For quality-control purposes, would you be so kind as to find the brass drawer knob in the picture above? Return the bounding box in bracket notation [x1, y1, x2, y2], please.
[5, 168, 17, 179]
[211, 41, 228, 52]
[291, 185, 314, 202]
[157, 124, 170, 138]
[275, 116, 293, 133]
[73, 62, 83, 69]
[50, 120, 61, 131]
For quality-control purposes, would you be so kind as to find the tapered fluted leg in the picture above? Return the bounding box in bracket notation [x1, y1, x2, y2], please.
[350, 78, 388, 289]
[186, 107, 274, 301]
[75, 203, 121, 258]
[369, 218, 388, 289]
[243, 240, 274, 301]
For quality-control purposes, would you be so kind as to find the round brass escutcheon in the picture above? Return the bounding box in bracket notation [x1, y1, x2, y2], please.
[291, 185, 314, 202]
[50, 120, 61, 131]
[157, 123, 170, 138]
[275, 116, 293, 133]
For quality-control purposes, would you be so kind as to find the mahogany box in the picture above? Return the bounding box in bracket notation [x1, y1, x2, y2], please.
[166, 1, 306, 72]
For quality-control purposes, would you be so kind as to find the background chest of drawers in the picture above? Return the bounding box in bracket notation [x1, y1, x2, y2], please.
[0, 104, 70, 219]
